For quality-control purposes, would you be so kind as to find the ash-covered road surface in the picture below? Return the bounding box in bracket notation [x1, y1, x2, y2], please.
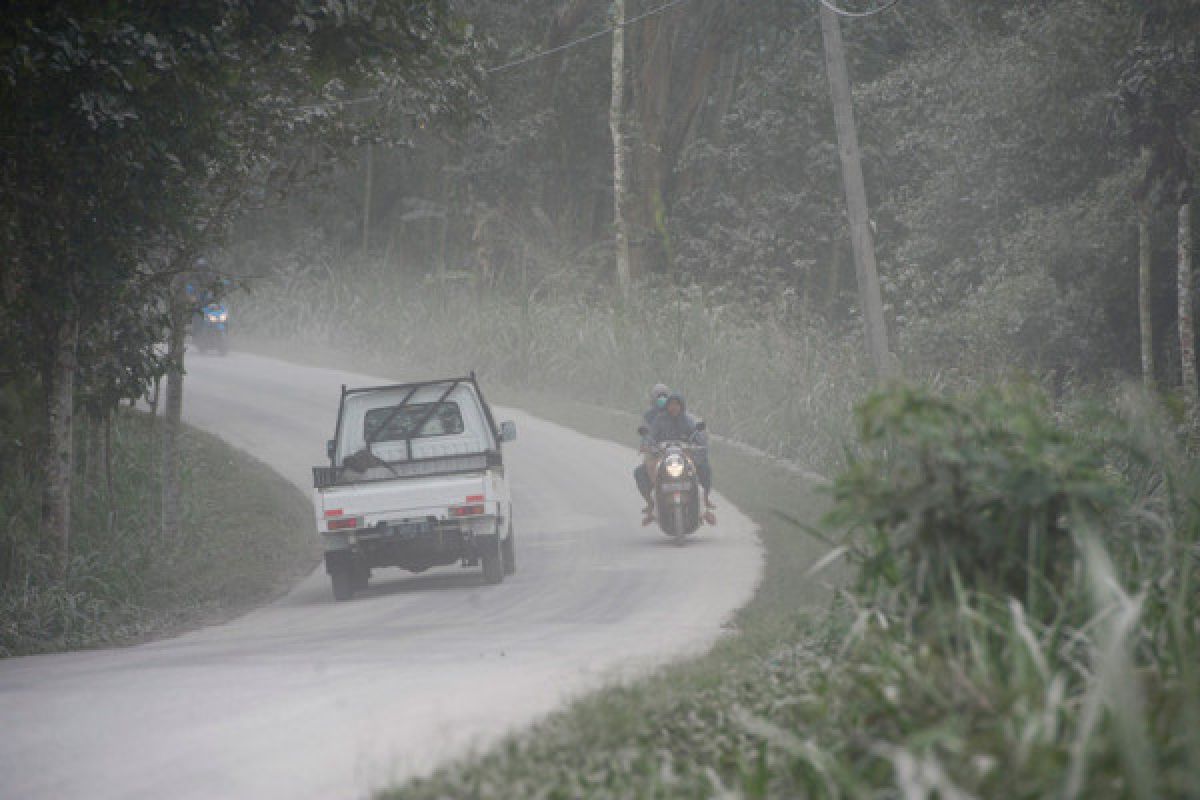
[0, 352, 762, 799]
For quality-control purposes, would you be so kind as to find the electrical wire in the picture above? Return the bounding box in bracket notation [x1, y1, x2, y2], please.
[817, 0, 901, 18]
[278, 0, 695, 112]
[486, 0, 694, 75]
[272, 0, 899, 114]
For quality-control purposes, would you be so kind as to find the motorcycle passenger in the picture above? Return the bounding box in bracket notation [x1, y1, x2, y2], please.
[645, 392, 717, 524]
[643, 383, 671, 426]
[634, 383, 672, 519]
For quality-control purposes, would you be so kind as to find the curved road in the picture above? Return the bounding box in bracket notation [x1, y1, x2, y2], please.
[0, 352, 761, 799]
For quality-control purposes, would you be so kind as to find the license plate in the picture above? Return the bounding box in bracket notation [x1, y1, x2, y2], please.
[395, 521, 431, 536]
[659, 481, 692, 492]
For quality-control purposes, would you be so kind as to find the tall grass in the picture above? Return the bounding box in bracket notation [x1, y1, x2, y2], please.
[0, 409, 317, 656]
[237, 256, 869, 473]
[800, 384, 1200, 798]
[382, 382, 1199, 799]
[234, 252, 1198, 797]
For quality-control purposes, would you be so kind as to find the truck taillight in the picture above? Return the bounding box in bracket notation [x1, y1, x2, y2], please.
[327, 517, 359, 530]
[450, 504, 486, 517]
[324, 508, 344, 518]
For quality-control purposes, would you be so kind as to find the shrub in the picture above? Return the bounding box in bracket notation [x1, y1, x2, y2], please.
[826, 383, 1121, 615]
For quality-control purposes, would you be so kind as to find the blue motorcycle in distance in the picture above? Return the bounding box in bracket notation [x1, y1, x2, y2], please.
[193, 301, 230, 355]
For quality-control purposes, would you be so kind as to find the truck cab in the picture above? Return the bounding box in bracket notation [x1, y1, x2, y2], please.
[312, 375, 516, 601]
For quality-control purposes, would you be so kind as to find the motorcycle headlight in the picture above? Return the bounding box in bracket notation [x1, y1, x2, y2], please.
[664, 455, 685, 478]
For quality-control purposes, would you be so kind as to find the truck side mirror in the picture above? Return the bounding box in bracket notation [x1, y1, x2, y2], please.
[326, 439, 337, 461]
[695, 421, 707, 432]
[499, 421, 517, 443]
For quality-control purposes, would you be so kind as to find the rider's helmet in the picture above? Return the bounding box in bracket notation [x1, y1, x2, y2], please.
[651, 383, 670, 409]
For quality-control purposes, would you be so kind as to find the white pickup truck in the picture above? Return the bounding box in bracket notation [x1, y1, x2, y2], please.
[312, 374, 517, 601]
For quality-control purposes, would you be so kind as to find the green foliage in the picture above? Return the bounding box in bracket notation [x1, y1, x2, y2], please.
[0, 410, 317, 657]
[827, 384, 1119, 611]
[378, 382, 1200, 799]
[233, 0, 1196, 387]
[1111, 0, 1200, 203]
[0, 0, 484, 453]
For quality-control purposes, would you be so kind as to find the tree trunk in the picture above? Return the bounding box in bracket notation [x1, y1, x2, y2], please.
[628, 10, 675, 278]
[819, 5, 892, 379]
[81, 412, 100, 498]
[362, 141, 374, 256]
[147, 374, 162, 418]
[161, 292, 187, 538]
[623, 0, 726, 279]
[1179, 200, 1197, 409]
[41, 313, 78, 577]
[1138, 201, 1155, 389]
[104, 412, 116, 533]
[611, 0, 633, 296]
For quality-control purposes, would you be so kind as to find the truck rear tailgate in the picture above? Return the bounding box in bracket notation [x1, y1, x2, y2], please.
[317, 473, 488, 527]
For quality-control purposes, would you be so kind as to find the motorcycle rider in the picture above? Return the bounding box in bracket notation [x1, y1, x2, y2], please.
[634, 383, 672, 519]
[643, 392, 717, 525]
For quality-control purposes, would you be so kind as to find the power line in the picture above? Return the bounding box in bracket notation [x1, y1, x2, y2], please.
[278, 0, 694, 112]
[817, 0, 901, 18]
[486, 0, 694, 75]
[279, 0, 897, 114]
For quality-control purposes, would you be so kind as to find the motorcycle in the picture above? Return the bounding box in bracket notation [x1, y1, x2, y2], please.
[193, 301, 230, 355]
[638, 421, 709, 545]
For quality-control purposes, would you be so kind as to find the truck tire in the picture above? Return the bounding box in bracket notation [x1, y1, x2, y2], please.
[330, 566, 355, 601]
[352, 561, 371, 591]
[481, 535, 504, 585]
[502, 522, 516, 576]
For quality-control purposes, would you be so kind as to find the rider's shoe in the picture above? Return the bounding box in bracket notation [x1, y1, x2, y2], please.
[704, 494, 717, 510]
[703, 510, 717, 526]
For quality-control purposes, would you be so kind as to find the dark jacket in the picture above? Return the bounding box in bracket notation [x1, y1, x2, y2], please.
[643, 398, 675, 429]
[649, 393, 704, 444]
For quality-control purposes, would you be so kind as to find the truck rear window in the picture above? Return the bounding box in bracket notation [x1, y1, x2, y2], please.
[364, 402, 465, 441]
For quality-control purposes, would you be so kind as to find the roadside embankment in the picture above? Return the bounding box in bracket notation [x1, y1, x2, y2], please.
[1, 408, 318, 657]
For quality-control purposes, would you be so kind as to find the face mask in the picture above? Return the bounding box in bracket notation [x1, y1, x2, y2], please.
[656, 395, 668, 408]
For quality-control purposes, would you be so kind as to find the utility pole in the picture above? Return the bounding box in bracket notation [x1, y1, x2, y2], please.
[610, 0, 633, 297]
[819, 3, 891, 378]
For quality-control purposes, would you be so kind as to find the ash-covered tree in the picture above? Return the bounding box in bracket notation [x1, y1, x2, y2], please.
[1113, 0, 1200, 404]
[0, 1, 482, 572]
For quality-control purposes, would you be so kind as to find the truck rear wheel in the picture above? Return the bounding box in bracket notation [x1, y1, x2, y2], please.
[481, 535, 504, 585]
[352, 561, 371, 591]
[330, 567, 354, 601]
[502, 522, 516, 576]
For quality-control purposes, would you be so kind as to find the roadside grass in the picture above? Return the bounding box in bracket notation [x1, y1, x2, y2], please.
[237, 267, 866, 475]
[378, 384, 1200, 800]
[234, 266, 1198, 797]
[0, 408, 318, 657]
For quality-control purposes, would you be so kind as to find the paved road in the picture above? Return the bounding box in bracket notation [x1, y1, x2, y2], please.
[0, 352, 762, 799]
